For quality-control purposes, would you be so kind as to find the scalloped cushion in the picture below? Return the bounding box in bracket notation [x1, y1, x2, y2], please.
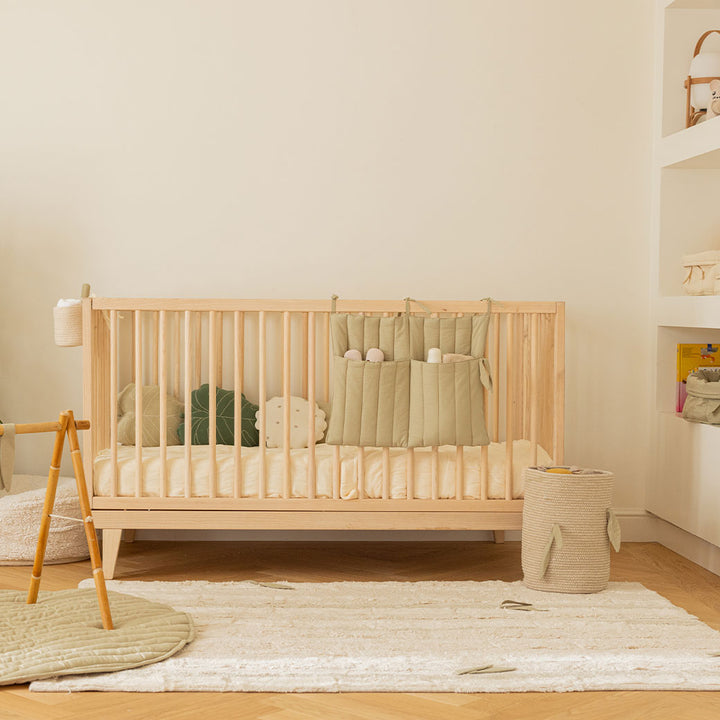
[117, 384, 183, 447]
[177, 384, 259, 446]
[0, 588, 193, 685]
[256, 396, 327, 448]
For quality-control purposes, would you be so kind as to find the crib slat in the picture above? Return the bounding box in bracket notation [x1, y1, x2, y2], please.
[258, 311, 266, 499]
[505, 314, 514, 500]
[431, 447, 439, 500]
[174, 312, 181, 398]
[406, 449, 414, 500]
[332, 445, 340, 499]
[217, 312, 223, 388]
[323, 312, 330, 403]
[523, 314, 531, 439]
[134, 311, 143, 498]
[283, 311, 291, 499]
[130, 316, 136, 383]
[480, 444, 489, 500]
[530, 313, 539, 467]
[233, 311, 244, 498]
[383, 447, 391, 500]
[553, 304, 565, 464]
[159, 310, 168, 497]
[194, 312, 202, 389]
[109, 310, 118, 497]
[357, 448, 365, 499]
[307, 312, 316, 499]
[152, 311, 159, 385]
[301, 312, 308, 399]
[455, 446, 463, 500]
[492, 314, 500, 442]
[184, 311, 192, 498]
[208, 311, 217, 498]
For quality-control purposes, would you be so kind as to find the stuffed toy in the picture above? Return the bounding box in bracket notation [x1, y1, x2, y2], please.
[707, 79, 720, 120]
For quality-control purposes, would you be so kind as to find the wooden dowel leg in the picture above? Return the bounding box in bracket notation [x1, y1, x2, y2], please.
[27, 414, 69, 605]
[66, 412, 114, 630]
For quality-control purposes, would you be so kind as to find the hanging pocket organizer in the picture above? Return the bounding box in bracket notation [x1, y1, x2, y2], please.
[326, 297, 492, 448]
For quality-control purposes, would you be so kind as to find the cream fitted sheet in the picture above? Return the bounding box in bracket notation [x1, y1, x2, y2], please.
[94, 441, 550, 500]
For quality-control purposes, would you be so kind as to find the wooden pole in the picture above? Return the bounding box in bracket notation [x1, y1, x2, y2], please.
[27, 413, 69, 605]
[23, 412, 113, 630]
[66, 412, 114, 630]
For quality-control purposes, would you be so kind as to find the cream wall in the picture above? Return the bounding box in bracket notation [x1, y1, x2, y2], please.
[0, 1, 653, 508]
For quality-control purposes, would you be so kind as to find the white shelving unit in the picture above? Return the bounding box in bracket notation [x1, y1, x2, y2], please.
[649, 0, 720, 547]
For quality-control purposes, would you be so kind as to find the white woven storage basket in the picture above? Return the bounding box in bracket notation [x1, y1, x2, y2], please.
[682, 251, 720, 296]
[53, 305, 83, 347]
[0, 476, 89, 566]
[521, 467, 619, 594]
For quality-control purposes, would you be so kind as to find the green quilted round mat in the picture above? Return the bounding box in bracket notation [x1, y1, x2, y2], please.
[0, 588, 194, 685]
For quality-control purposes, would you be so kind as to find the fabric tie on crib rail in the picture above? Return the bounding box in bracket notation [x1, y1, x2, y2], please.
[0, 423, 15, 496]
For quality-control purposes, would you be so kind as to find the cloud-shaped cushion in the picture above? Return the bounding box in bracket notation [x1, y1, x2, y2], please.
[256, 397, 327, 448]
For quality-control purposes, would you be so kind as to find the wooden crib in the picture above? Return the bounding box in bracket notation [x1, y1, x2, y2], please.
[81, 298, 565, 578]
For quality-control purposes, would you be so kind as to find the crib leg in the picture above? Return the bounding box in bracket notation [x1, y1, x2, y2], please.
[493, 530, 505, 544]
[123, 529, 136, 543]
[102, 529, 123, 580]
[27, 413, 69, 605]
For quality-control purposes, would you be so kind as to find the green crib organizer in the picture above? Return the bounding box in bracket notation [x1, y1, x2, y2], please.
[326, 298, 492, 448]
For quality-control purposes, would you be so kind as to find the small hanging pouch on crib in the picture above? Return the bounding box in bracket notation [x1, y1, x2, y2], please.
[326, 297, 411, 447]
[406, 298, 492, 447]
[326, 296, 492, 448]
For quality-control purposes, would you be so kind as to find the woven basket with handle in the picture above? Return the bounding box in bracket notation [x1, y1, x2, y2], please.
[521, 467, 620, 594]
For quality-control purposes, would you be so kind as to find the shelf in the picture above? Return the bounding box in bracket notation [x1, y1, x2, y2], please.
[659, 119, 720, 168]
[656, 295, 720, 327]
[647, 411, 720, 547]
[665, 0, 720, 9]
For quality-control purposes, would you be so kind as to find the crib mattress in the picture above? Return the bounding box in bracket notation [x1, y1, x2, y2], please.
[93, 441, 550, 500]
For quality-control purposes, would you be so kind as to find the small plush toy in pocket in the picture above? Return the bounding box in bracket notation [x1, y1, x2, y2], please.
[707, 79, 720, 120]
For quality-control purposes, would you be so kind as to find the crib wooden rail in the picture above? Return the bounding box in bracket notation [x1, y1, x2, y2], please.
[82, 298, 564, 579]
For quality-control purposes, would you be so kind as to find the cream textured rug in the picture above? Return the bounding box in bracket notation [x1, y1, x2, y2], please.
[30, 579, 720, 693]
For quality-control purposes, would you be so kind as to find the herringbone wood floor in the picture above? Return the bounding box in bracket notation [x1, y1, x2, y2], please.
[2, 540, 720, 719]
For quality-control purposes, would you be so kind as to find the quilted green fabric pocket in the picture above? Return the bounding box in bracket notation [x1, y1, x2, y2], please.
[326, 357, 410, 447]
[407, 357, 490, 447]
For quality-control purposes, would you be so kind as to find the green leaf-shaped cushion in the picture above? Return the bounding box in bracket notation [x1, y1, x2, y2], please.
[177, 384, 259, 446]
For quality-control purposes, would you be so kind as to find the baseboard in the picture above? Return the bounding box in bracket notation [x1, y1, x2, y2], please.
[651, 517, 720, 576]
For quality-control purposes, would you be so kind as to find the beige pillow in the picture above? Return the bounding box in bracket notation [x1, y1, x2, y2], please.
[257, 396, 327, 448]
[117, 384, 183, 446]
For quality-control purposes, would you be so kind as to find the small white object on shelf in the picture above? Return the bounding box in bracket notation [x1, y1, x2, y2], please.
[682, 250, 720, 295]
[344, 349, 362, 362]
[365, 348, 384, 362]
[426, 347, 441, 363]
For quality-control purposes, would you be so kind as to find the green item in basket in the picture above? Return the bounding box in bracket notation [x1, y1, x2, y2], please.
[177, 384, 259, 446]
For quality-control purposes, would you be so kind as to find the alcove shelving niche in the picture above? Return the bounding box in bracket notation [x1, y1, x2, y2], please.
[648, 0, 720, 547]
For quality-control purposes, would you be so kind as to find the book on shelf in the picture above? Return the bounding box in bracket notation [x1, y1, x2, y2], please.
[676, 343, 720, 412]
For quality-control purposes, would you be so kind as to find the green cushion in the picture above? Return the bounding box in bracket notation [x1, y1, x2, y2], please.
[177, 384, 259, 446]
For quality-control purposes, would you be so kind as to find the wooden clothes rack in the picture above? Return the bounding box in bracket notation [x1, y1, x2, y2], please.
[0, 411, 113, 629]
